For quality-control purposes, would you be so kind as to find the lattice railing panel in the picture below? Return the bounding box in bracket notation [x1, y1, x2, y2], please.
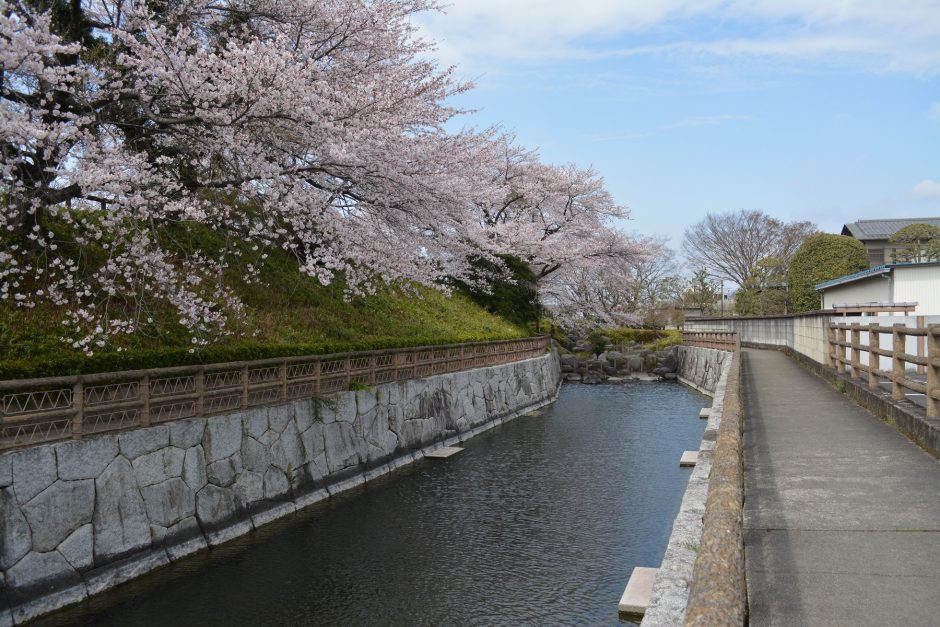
[85, 409, 139, 434]
[2, 388, 72, 416]
[204, 392, 241, 414]
[151, 401, 197, 423]
[287, 381, 316, 398]
[320, 359, 345, 375]
[1, 336, 550, 450]
[150, 376, 197, 397]
[349, 357, 371, 371]
[248, 387, 280, 407]
[85, 382, 139, 407]
[205, 371, 241, 390]
[1, 417, 73, 450]
[248, 367, 280, 384]
[288, 362, 319, 379]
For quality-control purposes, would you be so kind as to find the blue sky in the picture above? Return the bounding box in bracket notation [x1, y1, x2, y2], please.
[416, 1, 940, 251]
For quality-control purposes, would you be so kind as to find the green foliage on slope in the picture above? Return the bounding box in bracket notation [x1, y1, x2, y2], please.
[0, 225, 528, 379]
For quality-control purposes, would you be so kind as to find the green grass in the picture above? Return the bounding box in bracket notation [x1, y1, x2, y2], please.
[0, 223, 528, 378]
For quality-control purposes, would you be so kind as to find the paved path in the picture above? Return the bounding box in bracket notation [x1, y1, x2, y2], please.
[742, 348, 940, 627]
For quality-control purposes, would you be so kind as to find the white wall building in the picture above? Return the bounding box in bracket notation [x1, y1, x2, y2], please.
[815, 262, 940, 314]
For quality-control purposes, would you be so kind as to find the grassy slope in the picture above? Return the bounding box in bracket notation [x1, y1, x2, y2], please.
[0, 226, 527, 378]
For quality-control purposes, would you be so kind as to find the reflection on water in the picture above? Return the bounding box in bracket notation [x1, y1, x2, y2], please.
[37, 382, 706, 627]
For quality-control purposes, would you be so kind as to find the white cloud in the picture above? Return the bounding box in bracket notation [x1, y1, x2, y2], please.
[416, 0, 940, 76]
[912, 179, 940, 201]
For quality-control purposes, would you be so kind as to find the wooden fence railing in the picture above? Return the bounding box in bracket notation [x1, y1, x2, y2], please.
[828, 322, 939, 419]
[682, 331, 739, 351]
[0, 336, 551, 452]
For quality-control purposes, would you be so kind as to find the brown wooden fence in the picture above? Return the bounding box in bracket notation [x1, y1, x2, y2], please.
[0, 336, 551, 452]
[682, 331, 739, 351]
[828, 322, 940, 419]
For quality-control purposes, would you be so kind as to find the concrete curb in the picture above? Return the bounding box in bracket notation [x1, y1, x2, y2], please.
[684, 348, 747, 627]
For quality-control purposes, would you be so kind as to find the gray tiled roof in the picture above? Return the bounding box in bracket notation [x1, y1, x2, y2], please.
[842, 217, 940, 240]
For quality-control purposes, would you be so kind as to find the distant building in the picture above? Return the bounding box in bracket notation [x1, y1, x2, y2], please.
[815, 262, 940, 314]
[842, 217, 940, 267]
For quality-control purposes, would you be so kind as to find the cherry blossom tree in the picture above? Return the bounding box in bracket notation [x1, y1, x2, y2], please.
[0, 0, 653, 353]
[1, 0, 496, 352]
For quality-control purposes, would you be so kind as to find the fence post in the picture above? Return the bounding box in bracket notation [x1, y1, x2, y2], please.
[892, 324, 905, 402]
[195, 368, 205, 416]
[140, 375, 151, 427]
[344, 356, 351, 389]
[868, 324, 880, 390]
[836, 326, 846, 374]
[72, 378, 84, 439]
[313, 360, 321, 396]
[279, 361, 288, 401]
[927, 324, 939, 419]
[240, 365, 249, 409]
[826, 324, 836, 368]
[916, 315, 926, 375]
[850, 323, 861, 380]
[369, 354, 377, 385]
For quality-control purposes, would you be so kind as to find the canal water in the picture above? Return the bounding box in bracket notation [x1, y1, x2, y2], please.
[37, 382, 707, 627]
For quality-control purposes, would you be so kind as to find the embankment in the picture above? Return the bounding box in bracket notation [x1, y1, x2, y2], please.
[0, 352, 560, 625]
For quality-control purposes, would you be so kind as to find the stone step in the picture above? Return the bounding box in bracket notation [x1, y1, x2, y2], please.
[424, 446, 464, 459]
[679, 451, 699, 467]
[619, 566, 658, 616]
[699, 408, 711, 419]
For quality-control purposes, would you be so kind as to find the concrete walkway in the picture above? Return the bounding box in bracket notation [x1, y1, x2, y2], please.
[742, 349, 940, 627]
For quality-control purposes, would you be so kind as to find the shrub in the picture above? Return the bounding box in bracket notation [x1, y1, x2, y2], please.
[788, 234, 868, 312]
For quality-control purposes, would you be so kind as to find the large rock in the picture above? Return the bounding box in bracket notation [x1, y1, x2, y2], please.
[0, 487, 31, 569]
[203, 414, 242, 463]
[11, 446, 57, 504]
[132, 447, 184, 487]
[206, 458, 236, 487]
[181, 446, 207, 492]
[118, 426, 169, 460]
[267, 405, 293, 434]
[323, 422, 360, 472]
[168, 419, 205, 449]
[241, 436, 269, 472]
[56, 524, 93, 572]
[21, 479, 95, 552]
[232, 471, 264, 503]
[141, 478, 195, 527]
[93, 457, 151, 563]
[660, 354, 678, 372]
[263, 467, 290, 500]
[54, 438, 118, 480]
[243, 411, 268, 440]
[628, 357, 644, 373]
[271, 421, 304, 474]
[0, 454, 12, 487]
[5, 549, 81, 596]
[195, 484, 240, 529]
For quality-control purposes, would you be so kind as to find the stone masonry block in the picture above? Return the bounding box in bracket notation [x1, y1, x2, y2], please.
[54, 438, 118, 481]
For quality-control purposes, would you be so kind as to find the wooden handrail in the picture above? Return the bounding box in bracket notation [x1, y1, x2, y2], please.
[827, 322, 939, 419]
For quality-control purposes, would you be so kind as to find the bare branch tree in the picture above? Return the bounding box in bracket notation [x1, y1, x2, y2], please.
[682, 210, 816, 287]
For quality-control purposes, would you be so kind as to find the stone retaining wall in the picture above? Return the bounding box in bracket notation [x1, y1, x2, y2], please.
[0, 352, 561, 625]
[643, 345, 735, 625]
[676, 346, 731, 394]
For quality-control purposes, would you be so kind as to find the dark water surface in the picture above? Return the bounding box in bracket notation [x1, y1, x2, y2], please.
[38, 382, 706, 627]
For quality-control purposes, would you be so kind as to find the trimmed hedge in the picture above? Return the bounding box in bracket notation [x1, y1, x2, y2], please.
[0, 334, 528, 380]
[788, 234, 868, 312]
